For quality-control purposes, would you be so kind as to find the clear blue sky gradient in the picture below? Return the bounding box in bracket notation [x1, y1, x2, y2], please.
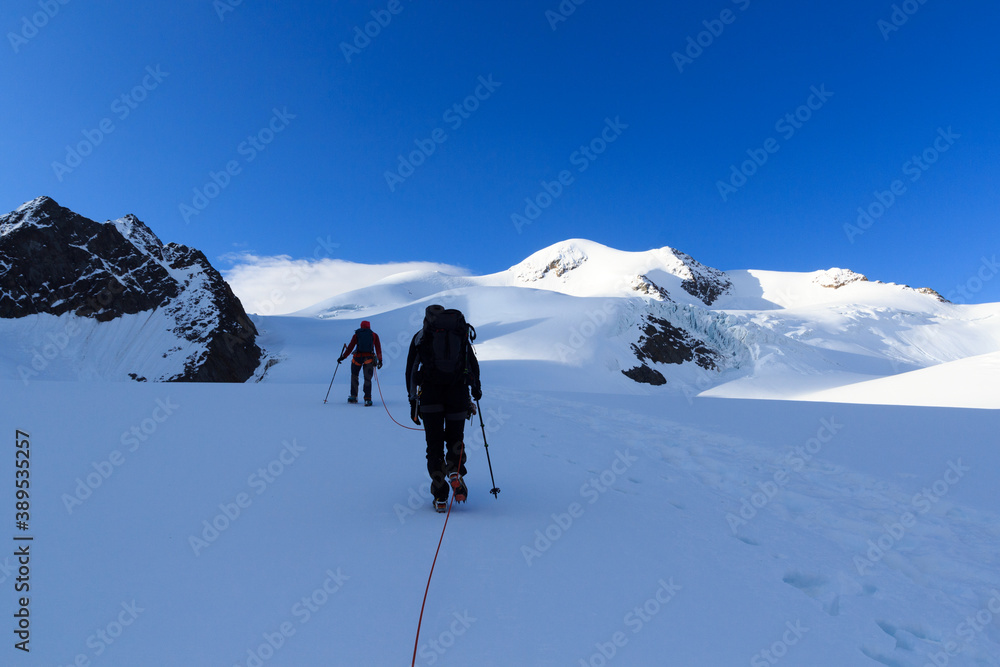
[3, 0, 998, 303]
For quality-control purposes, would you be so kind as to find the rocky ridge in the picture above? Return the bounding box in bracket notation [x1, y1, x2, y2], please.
[0, 197, 261, 382]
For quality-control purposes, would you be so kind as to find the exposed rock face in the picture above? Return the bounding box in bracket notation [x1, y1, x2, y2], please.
[630, 275, 671, 301]
[0, 199, 178, 320]
[814, 268, 869, 289]
[672, 249, 732, 306]
[631, 315, 719, 371]
[622, 364, 667, 385]
[0, 196, 261, 382]
[914, 287, 947, 302]
[515, 245, 588, 282]
[159, 244, 261, 382]
[814, 267, 947, 301]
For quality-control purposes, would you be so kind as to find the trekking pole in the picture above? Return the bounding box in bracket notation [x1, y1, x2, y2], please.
[323, 344, 347, 404]
[475, 400, 500, 498]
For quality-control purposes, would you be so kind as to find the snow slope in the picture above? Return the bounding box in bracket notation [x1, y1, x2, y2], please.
[794, 350, 1000, 409]
[0, 310, 207, 383]
[5, 370, 1000, 665]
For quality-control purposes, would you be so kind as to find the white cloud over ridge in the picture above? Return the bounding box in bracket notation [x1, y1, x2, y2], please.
[221, 253, 469, 315]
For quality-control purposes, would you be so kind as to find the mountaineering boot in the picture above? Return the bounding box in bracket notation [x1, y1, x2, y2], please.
[364, 399, 373, 407]
[347, 396, 358, 404]
[448, 472, 468, 503]
[431, 472, 449, 512]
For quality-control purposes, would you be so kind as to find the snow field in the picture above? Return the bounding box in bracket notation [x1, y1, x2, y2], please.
[7, 375, 1000, 665]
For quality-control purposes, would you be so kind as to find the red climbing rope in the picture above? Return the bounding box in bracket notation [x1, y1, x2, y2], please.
[411, 492, 455, 665]
[411, 441, 466, 666]
[373, 366, 423, 432]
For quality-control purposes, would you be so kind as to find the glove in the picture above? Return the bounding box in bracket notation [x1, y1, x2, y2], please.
[409, 399, 421, 426]
[336, 355, 345, 363]
[376, 358, 383, 369]
[471, 385, 482, 401]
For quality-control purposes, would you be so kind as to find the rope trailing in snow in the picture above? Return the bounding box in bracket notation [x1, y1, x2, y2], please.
[411, 442, 465, 667]
[370, 369, 465, 662]
[373, 366, 423, 431]
[411, 491, 454, 665]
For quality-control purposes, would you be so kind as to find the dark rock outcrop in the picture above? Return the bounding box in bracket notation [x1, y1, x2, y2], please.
[0, 196, 261, 382]
[0, 198, 178, 320]
[622, 365, 667, 385]
[631, 315, 719, 371]
[673, 249, 732, 306]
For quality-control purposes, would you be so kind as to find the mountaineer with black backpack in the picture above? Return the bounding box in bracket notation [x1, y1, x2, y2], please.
[405, 304, 482, 512]
[338, 320, 383, 406]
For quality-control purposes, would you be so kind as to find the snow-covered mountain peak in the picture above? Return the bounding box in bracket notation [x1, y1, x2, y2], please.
[14, 194, 54, 215]
[0, 197, 262, 381]
[813, 267, 869, 289]
[1, 195, 61, 236]
[106, 213, 165, 260]
[511, 238, 591, 282]
[499, 238, 731, 305]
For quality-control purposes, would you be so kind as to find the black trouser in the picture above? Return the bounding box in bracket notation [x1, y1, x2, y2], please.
[350, 356, 374, 399]
[419, 383, 469, 479]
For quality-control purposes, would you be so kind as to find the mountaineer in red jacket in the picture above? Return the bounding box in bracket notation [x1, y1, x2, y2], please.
[338, 320, 383, 406]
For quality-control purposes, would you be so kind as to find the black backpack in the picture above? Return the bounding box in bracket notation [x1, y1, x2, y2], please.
[417, 307, 476, 385]
[355, 328, 374, 354]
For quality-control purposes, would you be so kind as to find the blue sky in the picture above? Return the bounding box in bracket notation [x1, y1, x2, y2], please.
[3, 0, 998, 303]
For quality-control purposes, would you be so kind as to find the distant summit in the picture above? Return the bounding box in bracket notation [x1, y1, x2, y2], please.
[501, 238, 733, 306]
[0, 197, 261, 381]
